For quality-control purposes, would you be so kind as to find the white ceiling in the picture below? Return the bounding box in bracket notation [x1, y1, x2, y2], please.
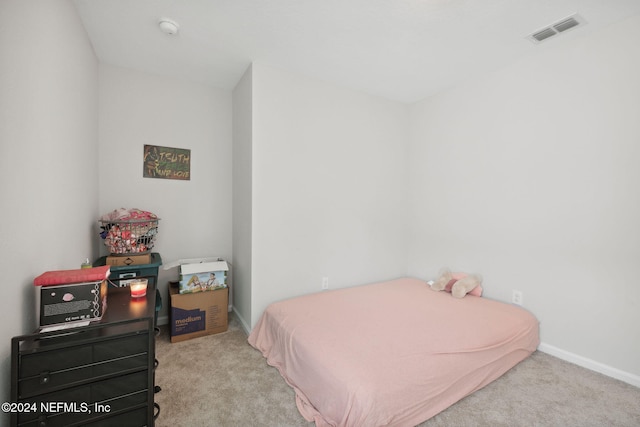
[73, 0, 640, 103]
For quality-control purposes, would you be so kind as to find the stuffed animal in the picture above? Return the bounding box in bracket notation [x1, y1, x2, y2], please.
[451, 274, 483, 298]
[430, 268, 483, 298]
[430, 268, 453, 291]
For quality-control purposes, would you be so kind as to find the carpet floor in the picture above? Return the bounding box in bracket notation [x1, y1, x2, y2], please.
[154, 312, 640, 426]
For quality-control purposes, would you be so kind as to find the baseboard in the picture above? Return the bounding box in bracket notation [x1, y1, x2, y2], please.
[233, 307, 251, 335]
[157, 314, 168, 326]
[538, 342, 640, 388]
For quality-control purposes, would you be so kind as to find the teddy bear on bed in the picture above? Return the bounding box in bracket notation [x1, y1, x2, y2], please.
[430, 268, 483, 298]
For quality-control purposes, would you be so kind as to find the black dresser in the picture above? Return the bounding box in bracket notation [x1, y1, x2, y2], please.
[11, 285, 157, 427]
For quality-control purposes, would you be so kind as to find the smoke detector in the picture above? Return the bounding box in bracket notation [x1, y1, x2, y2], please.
[528, 13, 586, 44]
[159, 18, 179, 35]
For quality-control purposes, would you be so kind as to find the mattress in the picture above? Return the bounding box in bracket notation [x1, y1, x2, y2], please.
[248, 277, 539, 426]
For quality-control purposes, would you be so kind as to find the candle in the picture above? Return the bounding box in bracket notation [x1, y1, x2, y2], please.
[130, 279, 148, 298]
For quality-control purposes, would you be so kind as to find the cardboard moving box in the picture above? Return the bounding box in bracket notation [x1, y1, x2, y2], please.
[179, 260, 228, 294]
[169, 282, 228, 343]
[163, 257, 229, 294]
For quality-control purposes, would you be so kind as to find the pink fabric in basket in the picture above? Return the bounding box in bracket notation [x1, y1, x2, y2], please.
[248, 277, 539, 427]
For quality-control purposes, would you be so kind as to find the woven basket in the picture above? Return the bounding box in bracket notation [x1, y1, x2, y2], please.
[99, 218, 159, 255]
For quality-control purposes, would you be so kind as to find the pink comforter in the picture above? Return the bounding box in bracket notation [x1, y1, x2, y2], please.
[248, 277, 539, 426]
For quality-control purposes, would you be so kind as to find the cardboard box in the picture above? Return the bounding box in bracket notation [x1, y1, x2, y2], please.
[105, 254, 151, 266]
[34, 266, 110, 329]
[164, 257, 233, 312]
[164, 257, 229, 294]
[169, 283, 228, 343]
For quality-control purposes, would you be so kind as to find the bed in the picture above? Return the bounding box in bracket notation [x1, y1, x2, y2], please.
[248, 277, 539, 426]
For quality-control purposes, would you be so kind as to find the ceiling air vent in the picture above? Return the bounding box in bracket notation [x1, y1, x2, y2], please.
[553, 16, 580, 33]
[531, 28, 557, 42]
[528, 13, 586, 44]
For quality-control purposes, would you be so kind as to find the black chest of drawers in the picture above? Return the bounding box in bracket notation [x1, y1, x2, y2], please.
[11, 286, 156, 427]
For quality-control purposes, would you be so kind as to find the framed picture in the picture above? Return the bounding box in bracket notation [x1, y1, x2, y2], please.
[143, 144, 190, 180]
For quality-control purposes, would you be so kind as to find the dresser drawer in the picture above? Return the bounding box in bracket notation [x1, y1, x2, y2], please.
[18, 334, 149, 399]
[83, 406, 150, 427]
[17, 370, 149, 426]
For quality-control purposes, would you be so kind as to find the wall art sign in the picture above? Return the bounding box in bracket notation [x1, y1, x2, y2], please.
[143, 144, 191, 180]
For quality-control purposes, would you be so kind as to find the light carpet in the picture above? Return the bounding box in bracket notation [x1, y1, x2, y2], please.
[154, 313, 640, 426]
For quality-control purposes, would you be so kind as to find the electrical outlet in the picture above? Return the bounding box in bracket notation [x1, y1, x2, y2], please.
[512, 290, 523, 306]
[322, 277, 329, 290]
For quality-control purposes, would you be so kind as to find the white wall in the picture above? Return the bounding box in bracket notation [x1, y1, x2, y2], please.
[0, 0, 98, 408]
[249, 62, 409, 327]
[232, 65, 253, 330]
[98, 64, 233, 320]
[407, 15, 640, 381]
